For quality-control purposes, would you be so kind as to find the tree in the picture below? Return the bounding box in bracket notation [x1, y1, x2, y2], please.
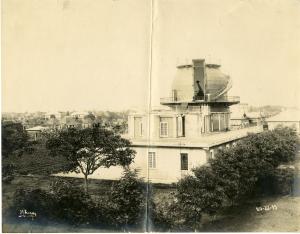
[2, 121, 33, 158]
[101, 169, 146, 229]
[162, 127, 298, 231]
[2, 121, 34, 181]
[46, 126, 136, 192]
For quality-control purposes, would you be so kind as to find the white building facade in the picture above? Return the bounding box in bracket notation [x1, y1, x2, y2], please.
[58, 59, 263, 183]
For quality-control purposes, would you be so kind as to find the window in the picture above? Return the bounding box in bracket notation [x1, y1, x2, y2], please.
[180, 153, 188, 170]
[160, 122, 168, 137]
[177, 116, 185, 137]
[172, 89, 178, 101]
[148, 152, 156, 168]
[140, 122, 143, 136]
[209, 149, 215, 159]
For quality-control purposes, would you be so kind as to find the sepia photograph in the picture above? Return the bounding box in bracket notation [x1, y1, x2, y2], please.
[1, 0, 300, 232]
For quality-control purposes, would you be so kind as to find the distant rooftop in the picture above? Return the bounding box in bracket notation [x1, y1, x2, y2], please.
[26, 126, 49, 131]
[267, 109, 300, 122]
[176, 63, 221, 69]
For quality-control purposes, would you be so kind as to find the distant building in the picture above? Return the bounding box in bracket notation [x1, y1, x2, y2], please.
[26, 126, 49, 141]
[266, 109, 300, 134]
[60, 116, 83, 129]
[70, 111, 89, 119]
[44, 112, 62, 120]
[230, 111, 265, 129]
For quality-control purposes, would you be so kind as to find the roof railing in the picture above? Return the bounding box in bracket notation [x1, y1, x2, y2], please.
[160, 95, 240, 104]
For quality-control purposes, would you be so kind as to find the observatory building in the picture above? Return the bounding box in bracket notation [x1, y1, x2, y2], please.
[58, 59, 263, 183]
[125, 59, 262, 183]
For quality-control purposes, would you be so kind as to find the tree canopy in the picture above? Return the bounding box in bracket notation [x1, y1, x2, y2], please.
[2, 121, 33, 158]
[152, 127, 299, 231]
[46, 126, 136, 192]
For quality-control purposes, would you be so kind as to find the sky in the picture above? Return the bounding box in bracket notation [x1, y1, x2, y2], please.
[2, 0, 300, 112]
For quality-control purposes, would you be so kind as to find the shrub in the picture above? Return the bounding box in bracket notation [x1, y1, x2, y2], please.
[273, 167, 295, 195]
[148, 190, 183, 231]
[11, 188, 55, 222]
[2, 163, 15, 184]
[49, 178, 96, 225]
[9, 179, 96, 225]
[169, 167, 227, 231]
[166, 127, 299, 230]
[100, 169, 146, 229]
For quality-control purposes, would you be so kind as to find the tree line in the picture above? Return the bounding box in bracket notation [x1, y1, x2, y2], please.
[150, 127, 299, 231]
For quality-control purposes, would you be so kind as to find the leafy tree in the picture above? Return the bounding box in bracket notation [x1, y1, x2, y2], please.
[167, 127, 298, 230]
[46, 126, 135, 192]
[49, 179, 96, 225]
[2, 121, 33, 158]
[2, 121, 34, 181]
[101, 169, 146, 229]
[171, 167, 226, 231]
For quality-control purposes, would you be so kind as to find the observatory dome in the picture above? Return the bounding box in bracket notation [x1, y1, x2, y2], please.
[171, 60, 232, 101]
[205, 64, 231, 99]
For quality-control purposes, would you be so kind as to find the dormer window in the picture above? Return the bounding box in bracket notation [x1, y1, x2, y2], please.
[160, 122, 168, 137]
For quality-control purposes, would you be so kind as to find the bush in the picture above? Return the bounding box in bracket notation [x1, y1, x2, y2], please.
[49, 178, 96, 225]
[256, 167, 295, 195]
[163, 127, 299, 230]
[11, 188, 55, 222]
[273, 167, 295, 195]
[2, 163, 15, 184]
[100, 169, 146, 229]
[9, 179, 96, 225]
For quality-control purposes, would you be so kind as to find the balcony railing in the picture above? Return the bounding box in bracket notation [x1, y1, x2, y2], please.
[214, 96, 240, 103]
[160, 95, 240, 104]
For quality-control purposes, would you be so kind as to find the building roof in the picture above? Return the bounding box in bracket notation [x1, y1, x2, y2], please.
[26, 126, 49, 131]
[71, 111, 89, 117]
[61, 116, 82, 125]
[267, 109, 300, 122]
[129, 126, 263, 149]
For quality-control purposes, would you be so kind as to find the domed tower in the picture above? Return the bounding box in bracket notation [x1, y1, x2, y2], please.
[160, 59, 240, 133]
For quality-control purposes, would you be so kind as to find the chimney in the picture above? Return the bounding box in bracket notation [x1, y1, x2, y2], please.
[192, 59, 206, 100]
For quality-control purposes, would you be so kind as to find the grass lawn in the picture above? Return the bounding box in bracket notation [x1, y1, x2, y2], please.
[202, 195, 300, 232]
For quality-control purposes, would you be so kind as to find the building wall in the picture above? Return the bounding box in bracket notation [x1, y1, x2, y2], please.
[185, 113, 201, 138]
[129, 109, 232, 140]
[134, 117, 143, 138]
[56, 146, 210, 184]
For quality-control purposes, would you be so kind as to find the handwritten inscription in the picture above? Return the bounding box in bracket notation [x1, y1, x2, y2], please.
[18, 209, 37, 219]
[256, 204, 277, 212]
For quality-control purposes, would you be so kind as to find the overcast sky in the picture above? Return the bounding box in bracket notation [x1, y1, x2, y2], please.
[2, 0, 300, 112]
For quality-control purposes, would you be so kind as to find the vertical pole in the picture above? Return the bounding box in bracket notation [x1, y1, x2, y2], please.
[218, 114, 221, 131]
